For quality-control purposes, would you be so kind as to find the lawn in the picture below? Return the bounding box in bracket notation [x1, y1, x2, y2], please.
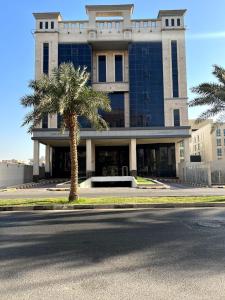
[1, 196, 225, 206]
[135, 177, 156, 185]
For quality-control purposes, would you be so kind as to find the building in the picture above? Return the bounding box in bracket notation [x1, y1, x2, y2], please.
[32, 4, 190, 181]
[190, 119, 225, 162]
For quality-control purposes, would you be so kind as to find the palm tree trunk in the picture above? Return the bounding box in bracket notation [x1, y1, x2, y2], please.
[69, 114, 79, 202]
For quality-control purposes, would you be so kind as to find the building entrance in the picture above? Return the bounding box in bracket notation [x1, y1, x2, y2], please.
[95, 146, 129, 176]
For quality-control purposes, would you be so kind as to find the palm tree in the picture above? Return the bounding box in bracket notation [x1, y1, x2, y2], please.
[189, 65, 225, 124]
[21, 63, 111, 202]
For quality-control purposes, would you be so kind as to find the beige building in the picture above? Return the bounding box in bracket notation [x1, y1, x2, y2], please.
[190, 119, 225, 162]
[32, 4, 190, 181]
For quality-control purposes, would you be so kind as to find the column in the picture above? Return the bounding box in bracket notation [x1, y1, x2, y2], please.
[175, 142, 180, 177]
[33, 140, 40, 182]
[45, 145, 51, 178]
[86, 139, 94, 178]
[129, 139, 137, 177]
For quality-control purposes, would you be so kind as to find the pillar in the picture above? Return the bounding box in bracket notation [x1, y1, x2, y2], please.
[175, 142, 180, 177]
[86, 139, 94, 178]
[129, 139, 137, 177]
[33, 140, 40, 182]
[45, 145, 51, 178]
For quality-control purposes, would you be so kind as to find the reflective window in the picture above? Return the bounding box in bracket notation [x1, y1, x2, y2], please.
[99, 92, 124, 127]
[115, 55, 123, 82]
[57, 114, 63, 129]
[217, 139, 221, 146]
[58, 43, 92, 128]
[216, 128, 221, 136]
[173, 109, 180, 127]
[217, 148, 222, 157]
[129, 42, 164, 127]
[43, 43, 49, 75]
[98, 55, 106, 82]
[42, 114, 48, 128]
[171, 41, 179, 98]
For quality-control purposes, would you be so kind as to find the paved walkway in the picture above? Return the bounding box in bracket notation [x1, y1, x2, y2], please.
[1, 183, 225, 199]
[1, 208, 225, 299]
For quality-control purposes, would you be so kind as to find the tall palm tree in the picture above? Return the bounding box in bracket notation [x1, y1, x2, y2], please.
[189, 65, 225, 124]
[21, 63, 111, 202]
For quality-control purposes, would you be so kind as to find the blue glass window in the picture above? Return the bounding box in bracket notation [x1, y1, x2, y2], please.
[115, 55, 123, 82]
[39, 22, 43, 29]
[58, 44, 92, 128]
[100, 92, 124, 127]
[43, 43, 49, 75]
[58, 43, 92, 81]
[57, 114, 63, 129]
[171, 41, 179, 98]
[98, 55, 106, 82]
[129, 42, 165, 127]
[42, 114, 48, 128]
[173, 109, 180, 126]
[165, 19, 169, 27]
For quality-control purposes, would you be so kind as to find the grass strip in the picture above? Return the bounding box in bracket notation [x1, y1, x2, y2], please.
[1, 196, 225, 207]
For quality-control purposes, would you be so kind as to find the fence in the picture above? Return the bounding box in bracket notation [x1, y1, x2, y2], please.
[178, 160, 225, 187]
[0, 163, 45, 188]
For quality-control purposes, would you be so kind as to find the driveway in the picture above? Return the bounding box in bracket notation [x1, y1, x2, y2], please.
[1, 183, 225, 199]
[1, 208, 225, 299]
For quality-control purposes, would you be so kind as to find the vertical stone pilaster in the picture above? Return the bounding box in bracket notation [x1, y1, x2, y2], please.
[86, 139, 95, 178]
[129, 139, 137, 176]
[45, 145, 51, 178]
[33, 140, 40, 182]
[124, 92, 130, 128]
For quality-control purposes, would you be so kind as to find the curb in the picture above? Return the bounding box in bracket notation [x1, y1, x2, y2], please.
[1, 202, 225, 211]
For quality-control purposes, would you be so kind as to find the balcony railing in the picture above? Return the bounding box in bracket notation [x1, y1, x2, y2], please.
[58, 18, 161, 34]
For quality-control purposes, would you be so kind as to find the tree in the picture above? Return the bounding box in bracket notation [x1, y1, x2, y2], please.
[21, 63, 111, 201]
[189, 65, 225, 125]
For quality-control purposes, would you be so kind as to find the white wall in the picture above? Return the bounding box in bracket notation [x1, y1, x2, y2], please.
[0, 163, 44, 188]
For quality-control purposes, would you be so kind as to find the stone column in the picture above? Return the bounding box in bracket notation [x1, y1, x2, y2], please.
[129, 139, 137, 177]
[45, 145, 51, 178]
[86, 139, 94, 178]
[175, 142, 180, 177]
[33, 140, 40, 182]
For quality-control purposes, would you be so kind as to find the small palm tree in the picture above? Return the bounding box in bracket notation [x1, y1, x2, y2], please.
[21, 63, 111, 202]
[189, 65, 225, 124]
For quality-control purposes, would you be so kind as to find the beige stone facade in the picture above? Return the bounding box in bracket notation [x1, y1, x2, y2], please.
[190, 120, 225, 162]
[32, 4, 190, 181]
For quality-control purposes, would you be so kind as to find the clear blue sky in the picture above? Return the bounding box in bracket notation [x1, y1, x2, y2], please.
[0, 0, 225, 160]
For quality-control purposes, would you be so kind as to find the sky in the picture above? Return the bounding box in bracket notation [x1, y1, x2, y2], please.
[0, 0, 225, 160]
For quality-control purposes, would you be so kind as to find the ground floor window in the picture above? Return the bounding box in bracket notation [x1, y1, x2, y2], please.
[52, 147, 86, 178]
[137, 144, 176, 177]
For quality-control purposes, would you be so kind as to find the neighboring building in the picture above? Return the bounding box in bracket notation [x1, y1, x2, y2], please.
[190, 119, 225, 162]
[32, 4, 190, 181]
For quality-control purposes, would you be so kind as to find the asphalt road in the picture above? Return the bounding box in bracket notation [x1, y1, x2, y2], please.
[1, 183, 225, 199]
[1, 208, 225, 299]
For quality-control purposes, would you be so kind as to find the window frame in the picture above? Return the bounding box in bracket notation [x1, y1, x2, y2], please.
[173, 109, 180, 127]
[113, 53, 124, 83]
[97, 54, 107, 83]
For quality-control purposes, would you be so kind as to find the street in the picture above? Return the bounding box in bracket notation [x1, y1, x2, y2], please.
[1, 208, 225, 299]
